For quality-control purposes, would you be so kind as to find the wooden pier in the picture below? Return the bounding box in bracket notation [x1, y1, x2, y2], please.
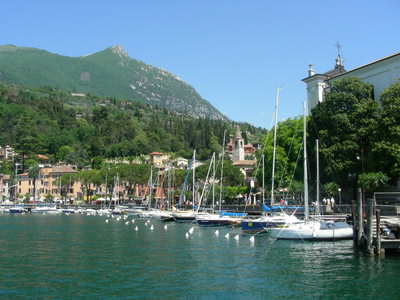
[352, 190, 400, 256]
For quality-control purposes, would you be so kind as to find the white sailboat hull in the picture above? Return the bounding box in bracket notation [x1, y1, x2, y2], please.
[268, 220, 353, 240]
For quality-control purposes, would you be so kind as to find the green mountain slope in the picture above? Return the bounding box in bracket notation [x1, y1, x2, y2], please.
[0, 44, 226, 120]
[0, 83, 264, 168]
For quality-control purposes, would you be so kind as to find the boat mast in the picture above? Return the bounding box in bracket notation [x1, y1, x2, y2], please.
[192, 150, 196, 211]
[212, 152, 216, 212]
[303, 101, 309, 220]
[316, 139, 320, 216]
[262, 154, 265, 205]
[148, 166, 153, 209]
[196, 153, 215, 213]
[271, 88, 280, 206]
[219, 130, 226, 212]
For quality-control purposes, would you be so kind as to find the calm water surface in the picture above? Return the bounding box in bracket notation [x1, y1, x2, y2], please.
[0, 214, 399, 299]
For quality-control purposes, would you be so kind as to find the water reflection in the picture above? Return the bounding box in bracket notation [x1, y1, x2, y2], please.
[0, 215, 399, 299]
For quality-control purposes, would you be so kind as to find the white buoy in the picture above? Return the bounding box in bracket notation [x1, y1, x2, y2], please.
[150, 225, 154, 231]
[249, 236, 255, 243]
[234, 234, 240, 241]
[214, 230, 219, 236]
[131, 220, 135, 224]
[188, 226, 194, 235]
[144, 222, 148, 227]
[135, 226, 138, 231]
[125, 221, 130, 225]
[225, 233, 230, 239]
[164, 225, 168, 230]
[185, 232, 190, 239]
[105, 219, 109, 223]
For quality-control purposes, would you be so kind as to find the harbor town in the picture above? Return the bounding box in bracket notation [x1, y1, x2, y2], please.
[1, 2, 400, 299]
[2, 47, 400, 256]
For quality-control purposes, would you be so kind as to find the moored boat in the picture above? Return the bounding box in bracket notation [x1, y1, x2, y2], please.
[268, 219, 353, 240]
[31, 206, 61, 214]
[172, 211, 196, 223]
[241, 212, 299, 233]
[9, 206, 25, 214]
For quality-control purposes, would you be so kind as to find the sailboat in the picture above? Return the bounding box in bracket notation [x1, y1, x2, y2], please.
[268, 102, 353, 240]
[195, 151, 243, 226]
[241, 89, 299, 233]
[172, 150, 197, 222]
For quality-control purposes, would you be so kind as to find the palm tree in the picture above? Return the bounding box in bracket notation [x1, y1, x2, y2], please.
[28, 162, 40, 202]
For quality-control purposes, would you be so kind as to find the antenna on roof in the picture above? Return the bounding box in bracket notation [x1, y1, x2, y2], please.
[335, 41, 344, 67]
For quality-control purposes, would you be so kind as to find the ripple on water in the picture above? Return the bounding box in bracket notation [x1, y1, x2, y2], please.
[1, 215, 400, 299]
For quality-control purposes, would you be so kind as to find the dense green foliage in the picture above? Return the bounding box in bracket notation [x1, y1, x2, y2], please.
[258, 78, 400, 201]
[374, 81, 400, 180]
[0, 83, 264, 170]
[309, 77, 379, 190]
[0, 45, 225, 120]
[259, 118, 304, 193]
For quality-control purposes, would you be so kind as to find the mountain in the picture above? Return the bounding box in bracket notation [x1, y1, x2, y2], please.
[0, 83, 265, 166]
[0, 44, 226, 120]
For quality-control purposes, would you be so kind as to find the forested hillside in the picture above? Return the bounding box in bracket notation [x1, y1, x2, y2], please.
[0, 83, 265, 167]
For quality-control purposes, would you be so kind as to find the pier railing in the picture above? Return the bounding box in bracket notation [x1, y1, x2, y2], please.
[352, 191, 400, 256]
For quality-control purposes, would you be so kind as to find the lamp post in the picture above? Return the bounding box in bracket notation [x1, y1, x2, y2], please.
[338, 187, 342, 206]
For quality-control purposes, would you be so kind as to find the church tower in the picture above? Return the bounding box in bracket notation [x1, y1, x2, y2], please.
[232, 126, 245, 162]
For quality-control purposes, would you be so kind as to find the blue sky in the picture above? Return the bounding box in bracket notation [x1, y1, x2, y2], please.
[1, 1, 399, 128]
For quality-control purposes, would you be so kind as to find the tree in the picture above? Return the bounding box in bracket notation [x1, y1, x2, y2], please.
[119, 164, 151, 200]
[27, 161, 40, 202]
[374, 81, 400, 182]
[56, 145, 74, 162]
[309, 77, 379, 199]
[78, 169, 100, 202]
[60, 173, 78, 203]
[258, 118, 303, 192]
[358, 172, 389, 193]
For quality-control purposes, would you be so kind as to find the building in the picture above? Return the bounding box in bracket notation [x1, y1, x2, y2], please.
[149, 152, 170, 168]
[0, 145, 16, 160]
[303, 51, 400, 112]
[17, 165, 82, 201]
[228, 127, 256, 179]
[226, 127, 257, 160]
[0, 174, 11, 201]
[172, 157, 189, 169]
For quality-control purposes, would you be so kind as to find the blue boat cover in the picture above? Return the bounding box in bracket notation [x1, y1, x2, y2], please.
[219, 211, 247, 217]
[263, 205, 305, 212]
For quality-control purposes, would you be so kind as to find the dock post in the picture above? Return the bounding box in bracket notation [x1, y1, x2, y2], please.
[375, 209, 383, 256]
[357, 188, 363, 247]
[366, 198, 374, 255]
[351, 200, 357, 246]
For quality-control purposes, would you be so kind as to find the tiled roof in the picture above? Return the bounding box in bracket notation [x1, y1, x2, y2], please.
[50, 165, 77, 174]
[150, 152, 163, 155]
[233, 160, 256, 166]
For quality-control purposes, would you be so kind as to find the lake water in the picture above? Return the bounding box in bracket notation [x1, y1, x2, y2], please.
[0, 214, 399, 299]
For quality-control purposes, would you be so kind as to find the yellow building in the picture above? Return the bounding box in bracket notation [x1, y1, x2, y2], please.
[17, 165, 82, 201]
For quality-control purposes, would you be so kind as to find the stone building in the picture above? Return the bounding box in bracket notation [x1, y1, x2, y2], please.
[303, 51, 400, 112]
